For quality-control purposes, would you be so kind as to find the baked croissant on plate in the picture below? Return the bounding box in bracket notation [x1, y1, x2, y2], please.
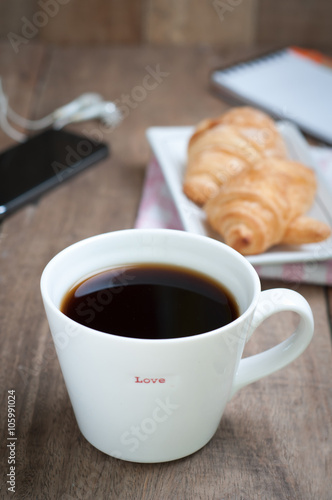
[183, 107, 288, 205]
[204, 158, 331, 255]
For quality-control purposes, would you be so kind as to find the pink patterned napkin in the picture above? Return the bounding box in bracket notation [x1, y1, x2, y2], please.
[135, 156, 183, 231]
[135, 147, 332, 285]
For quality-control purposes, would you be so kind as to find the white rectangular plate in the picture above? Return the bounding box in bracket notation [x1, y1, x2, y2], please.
[146, 121, 332, 265]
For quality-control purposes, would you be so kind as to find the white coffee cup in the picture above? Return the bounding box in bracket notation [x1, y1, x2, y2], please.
[40, 229, 314, 463]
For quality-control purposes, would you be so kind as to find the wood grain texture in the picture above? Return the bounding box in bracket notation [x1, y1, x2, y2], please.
[0, 0, 39, 40]
[0, 0, 143, 45]
[38, 0, 143, 44]
[0, 43, 331, 500]
[256, 0, 332, 50]
[1, 0, 332, 50]
[144, 0, 257, 47]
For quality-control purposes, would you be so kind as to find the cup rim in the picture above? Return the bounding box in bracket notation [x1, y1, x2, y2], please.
[40, 228, 261, 343]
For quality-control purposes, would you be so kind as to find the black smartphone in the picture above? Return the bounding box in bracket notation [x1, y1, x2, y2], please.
[0, 128, 109, 219]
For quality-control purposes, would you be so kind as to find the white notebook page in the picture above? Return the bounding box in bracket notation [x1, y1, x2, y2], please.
[212, 49, 332, 144]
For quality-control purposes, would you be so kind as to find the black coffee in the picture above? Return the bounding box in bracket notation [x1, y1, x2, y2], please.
[60, 264, 239, 340]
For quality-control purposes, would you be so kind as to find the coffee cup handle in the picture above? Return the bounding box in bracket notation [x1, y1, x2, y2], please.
[229, 288, 314, 399]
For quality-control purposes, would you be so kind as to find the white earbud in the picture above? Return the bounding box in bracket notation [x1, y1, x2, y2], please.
[52, 93, 104, 123]
[53, 99, 122, 129]
[0, 78, 122, 142]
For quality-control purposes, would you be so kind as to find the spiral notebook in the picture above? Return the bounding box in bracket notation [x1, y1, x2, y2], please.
[211, 47, 332, 145]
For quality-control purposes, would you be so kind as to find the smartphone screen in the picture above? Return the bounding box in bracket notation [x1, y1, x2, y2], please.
[0, 128, 109, 219]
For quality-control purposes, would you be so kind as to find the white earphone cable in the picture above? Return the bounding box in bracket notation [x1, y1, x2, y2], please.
[0, 78, 122, 142]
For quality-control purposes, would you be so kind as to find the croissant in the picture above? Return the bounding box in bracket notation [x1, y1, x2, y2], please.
[204, 158, 331, 255]
[183, 107, 288, 205]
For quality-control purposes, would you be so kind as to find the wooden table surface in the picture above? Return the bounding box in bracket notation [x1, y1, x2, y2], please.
[0, 42, 331, 500]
